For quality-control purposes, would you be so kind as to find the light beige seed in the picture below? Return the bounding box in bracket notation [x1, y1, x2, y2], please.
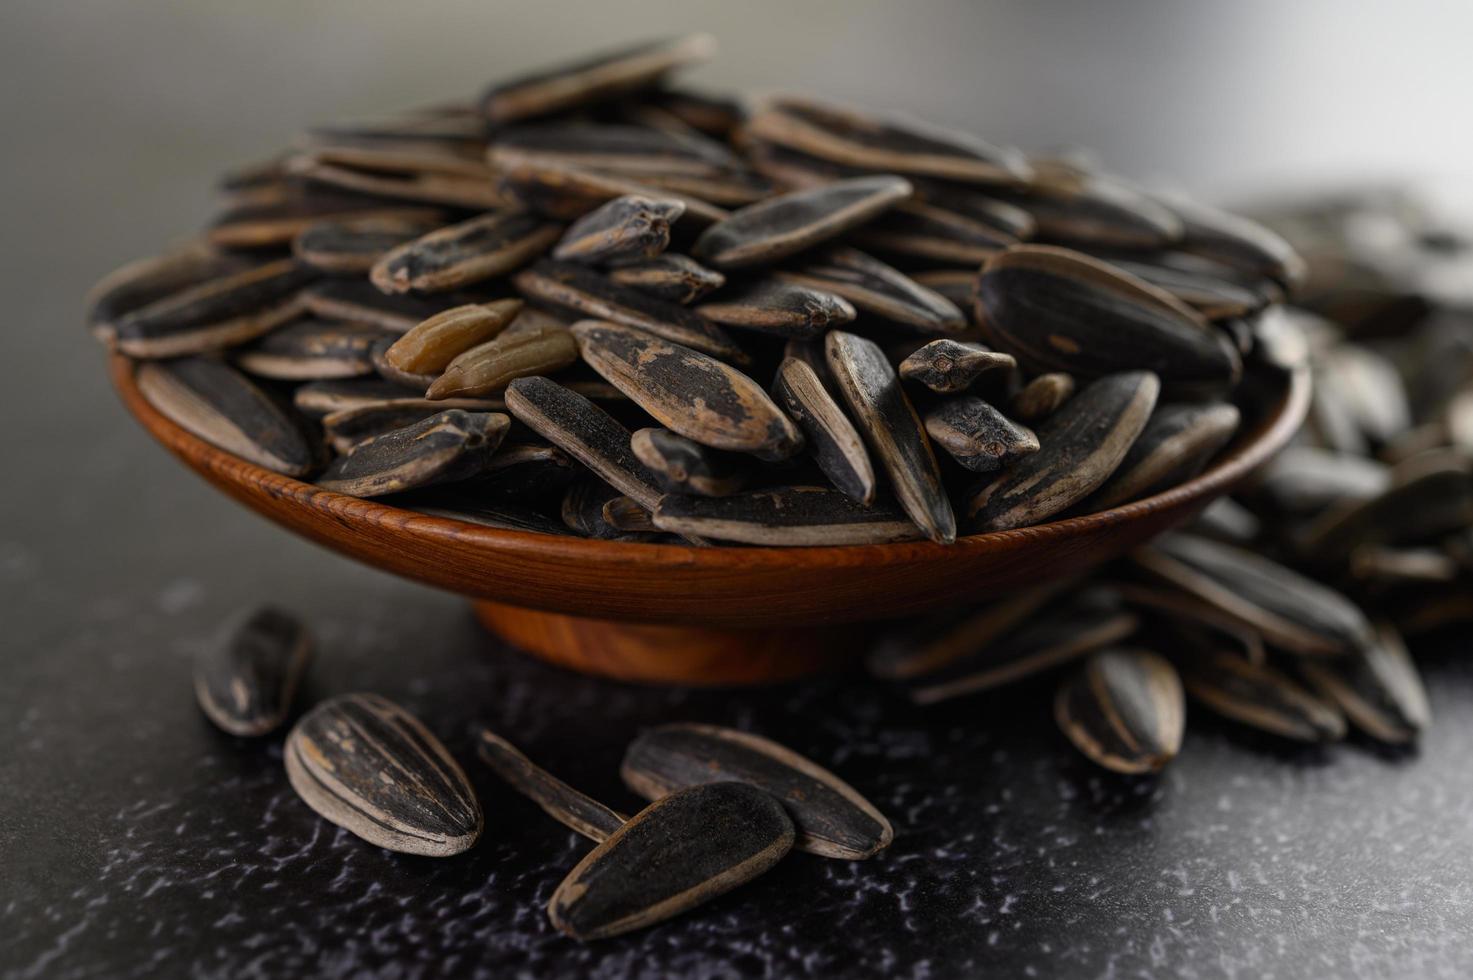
[426, 325, 578, 400]
[385, 299, 524, 375]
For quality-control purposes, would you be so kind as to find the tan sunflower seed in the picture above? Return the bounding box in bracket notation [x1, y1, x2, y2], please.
[694, 278, 856, 339]
[370, 337, 438, 389]
[548, 782, 794, 942]
[1087, 402, 1241, 509]
[320, 397, 505, 454]
[899, 339, 1016, 394]
[1054, 649, 1185, 775]
[292, 216, 444, 274]
[622, 723, 892, 860]
[136, 357, 315, 477]
[572, 320, 802, 459]
[234, 320, 395, 381]
[606, 253, 726, 303]
[692, 176, 914, 270]
[601, 495, 658, 533]
[505, 376, 662, 509]
[383, 300, 524, 375]
[653, 486, 922, 546]
[1298, 623, 1431, 745]
[316, 410, 509, 497]
[193, 606, 311, 738]
[778, 246, 967, 334]
[112, 259, 316, 359]
[514, 260, 747, 363]
[371, 211, 561, 294]
[771, 357, 876, 504]
[480, 34, 717, 124]
[477, 730, 626, 842]
[1010, 371, 1075, 422]
[1349, 545, 1460, 586]
[284, 693, 482, 857]
[923, 397, 1039, 473]
[630, 427, 749, 497]
[825, 330, 955, 543]
[968, 370, 1158, 531]
[552, 195, 685, 264]
[975, 246, 1241, 390]
[425, 324, 578, 400]
[1180, 653, 1346, 743]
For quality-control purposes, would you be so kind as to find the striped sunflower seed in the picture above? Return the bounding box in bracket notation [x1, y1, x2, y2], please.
[852, 200, 1021, 266]
[1054, 649, 1185, 775]
[1156, 192, 1305, 290]
[601, 494, 659, 534]
[654, 486, 922, 546]
[899, 339, 1016, 394]
[826, 330, 955, 543]
[1180, 653, 1346, 743]
[548, 781, 793, 942]
[193, 605, 311, 738]
[294, 378, 430, 417]
[425, 324, 578, 400]
[1087, 402, 1241, 509]
[206, 190, 448, 247]
[491, 122, 744, 180]
[284, 692, 482, 857]
[292, 215, 444, 274]
[234, 320, 394, 381]
[1298, 623, 1431, 745]
[320, 397, 505, 454]
[1010, 371, 1074, 422]
[692, 176, 914, 269]
[1086, 252, 1273, 321]
[136, 357, 315, 477]
[606, 253, 726, 303]
[778, 246, 967, 334]
[908, 268, 981, 316]
[87, 244, 253, 340]
[477, 730, 626, 842]
[562, 478, 658, 540]
[630, 427, 749, 497]
[968, 371, 1159, 531]
[646, 88, 745, 139]
[694, 278, 856, 339]
[316, 410, 509, 497]
[571, 320, 803, 459]
[621, 723, 893, 859]
[383, 299, 524, 375]
[284, 156, 510, 211]
[300, 279, 495, 333]
[923, 396, 1039, 473]
[771, 356, 876, 503]
[552, 194, 685, 264]
[496, 155, 729, 225]
[993, 162, 1181, 248]
[1296, 454, 1473, 566]
[371, 211, 562, 294]
[1246, 446, 1390, 518]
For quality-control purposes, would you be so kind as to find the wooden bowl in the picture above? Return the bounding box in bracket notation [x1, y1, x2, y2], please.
[111, 354, 1309, 685]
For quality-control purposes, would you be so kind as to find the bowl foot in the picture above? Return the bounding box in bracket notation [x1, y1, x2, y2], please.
[472, 600, 856, 685]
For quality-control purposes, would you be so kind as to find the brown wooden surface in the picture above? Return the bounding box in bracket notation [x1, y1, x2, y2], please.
[110, 354, 1308, 636]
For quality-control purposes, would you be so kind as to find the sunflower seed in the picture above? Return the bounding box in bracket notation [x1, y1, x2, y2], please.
[694, 278, 855, 338]
[370, 338, 437, 389]
[548, 782, 793, 942]
[285, 157, 510, 210]
[207, 192, 448, 247]
[899, 339, 1016, 394]
[908, 268, 980, 316]
[1054, 649, 1184, 775]
[1180, 653, 1346, 743]
[300, 279, 494, 333]
[292, 216, 444, 274]
[284, 693, 482, 857]
[1296, 455, 1473, 565]
[193, 606, 311, 737]
[1010, 371, 1075, 422]
[496, 156, 729, 225]
[852, 200, 1020, 265]
[1349, 545, 1460, 585]
[294, 378, 428, 417]
[969, 371, 1158, 530]
[234, 320, 394, 381]
[136, 357, 315, 476]
[599, 495, 658, 533]
[465, 442, 579, 502]
[655, 486, 921, 546]
[622, 723, 892, 860]
[491, 122, 744, 180]
[112, 259, 316, 359]
[87, 244, 252, 338]
[692, 176, 914, 269]
[480, 34, 717, 124]
[1087, 253, 1273, 320]
[514, 260, 747, 363]
[1317, 344, 1411, 449]
[630, 427, 749, 497]
[1135, 534, 1378, 657]
[745, 95, 1030, 185]
[778, 246, 966, 334]
[425, 324, 578, 399]
[320, 397, 504, 454]
[562, 478, 652, 540]
[771, 356, 876, 503]
[477, 730, 626, 842]
[1087, 402, 1241, 508]
[572, 320, 802, 459]
[1157, 192, 1305, 289]
[923, 397, 1039, 473]
[370, 211, 561, 294]
[316, 410, 509, 497]
[606, 253, 725, 303]
[646, 88, 744, 138]
[1299, 623, 1431, 744]
[552, 195, 684, 264]
[976, 246, 1241, 390]
[826, 330, 955, 543]
[1248, 447, 1390, 517]
[382, 299, 524, 375]
[505, 376, 662, 509]
[1111, 581, 1267, 665]
[994, 165, 1181, 248]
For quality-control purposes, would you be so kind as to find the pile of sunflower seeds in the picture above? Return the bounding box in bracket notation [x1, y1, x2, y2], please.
[871, 186, 1473, 772]
[89, 33, 1303, 546]
[195, 604, 893, 941]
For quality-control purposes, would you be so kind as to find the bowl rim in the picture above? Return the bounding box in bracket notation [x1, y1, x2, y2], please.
[110, 352, 1310, 571]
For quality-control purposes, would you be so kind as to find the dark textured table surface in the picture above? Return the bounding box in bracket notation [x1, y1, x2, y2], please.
[6, 6, 1473, 978]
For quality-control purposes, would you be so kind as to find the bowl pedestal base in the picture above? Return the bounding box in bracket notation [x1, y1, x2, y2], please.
[472, 600, 857, 685]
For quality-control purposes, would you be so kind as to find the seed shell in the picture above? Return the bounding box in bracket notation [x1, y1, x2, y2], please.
[88, 244, 252, 338]
[552, 194, 685, 264]
[193, 606, 312, 738]
[320, 397, 505, 454]
[284, 693, 482, 857]
[654, 485, 923, 546]
[1087, 402, 1241, 508]
[292, 216, 443, 274]
[1054, 649, 1185, 775]
[771, 356, 876, 503]
[371, 211, 561, 294]
[778, 246, 966, 334]
[1180, 654, 1346, 743]
[1298, 623, 1431, 745]
[853, 200, 1019, 265]
[1010, 372, 1074, 422]
[316, 410, 510, 497]
[384, 299, 525, 375]
[630, 427, 749, 497]
[426, 324, 579, 399]
[294, 378, 431, 417]
[923, 397, 1039, 473]
[477, 730, 627, 842]
[695, 278, 856, 339]
[496, 156, 729, 225]
[606, 253, 726, 303]
[301, 279, 496, 333]
[899, 340, 1016, 394]
[234, 320, 394, 381]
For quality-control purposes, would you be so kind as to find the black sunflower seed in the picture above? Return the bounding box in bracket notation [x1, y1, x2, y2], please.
[193, 606, 312, 738]
[694, 278, 856, 339]
[992, 165, 1181, 249]
[320, 397, 505, 454]
[316, 410, 509, 497]
[1245, 446, 1390, 518]
[294, 378, 430, 417]
[234, 320, 395, 381]
[1298, 623, 1431, 745]
[852, 200, 1020, 265]
[630, 427, 749, 497]
[1010, 371, 1075, 422]
[923, 396, 1039, 473]
[1086, 252, 1273, 320]
[645, 88, 745, 138]
[968, 371, 1159, 531]
[370, 211, 562, 294]
[1157, 192, 1306, 290]
[408, 500, 573, 536]
[771, 356, 876, 504]
[207, 191, 448, 248]
[825, 330, 955, 543]
[87, 244, 253, 338]
[908, 268, 981, 316]
[496, 156, 729, 225]
[491, 122, 745, 180]
[1179, 653, 1346, 743]
[300, 279, 500, 333]
[601, 495, 659, 533]
[621, 723, 893, 860]
[286, 156, 509, 210]
[292, 215, 444, 274]
[778, 246, 967, 334]
[899, 339, 1016, 394]
[1054, 649, 1185, 775]
[607, 253, 726, 303]
[552, 194, 685, 264]
[284, 693, 482, 857]
[653, 486, 923, 546]
[1087, 402, 1241, 509]
[477, 730, 627, 842]
[562, 478, 658, 540]
[1297, 454, 1473, 566]
[135, 357, 315, 477]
